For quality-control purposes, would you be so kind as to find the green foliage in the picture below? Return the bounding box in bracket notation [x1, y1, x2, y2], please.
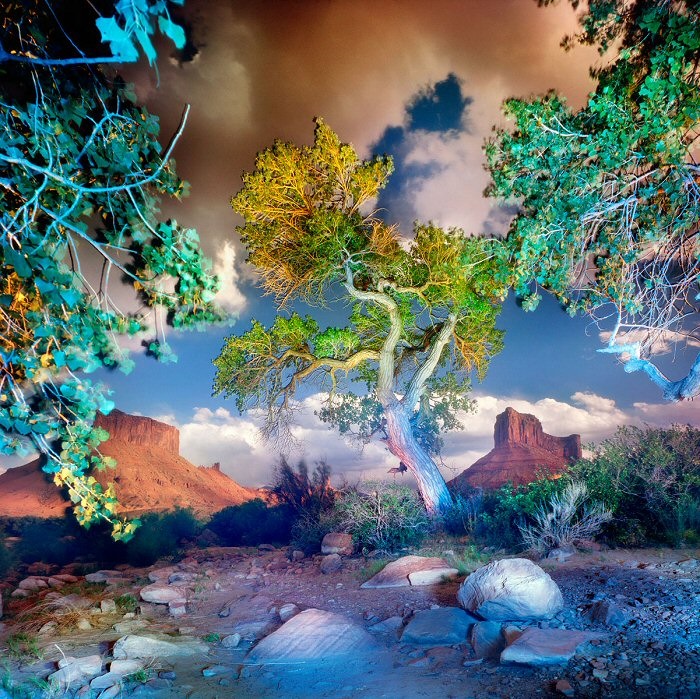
[475, 474, 568, 550]
[290, 509, 343, 555]
[334, 481, 430, 553]
[5, 633, 42, 661]
[207, 499, 294, 547]
[441, 487, 483, 536]
[486, 0, 700, 400]
[0, 0, 225, 539]
[518, 481, 612, 554]
[201, 632, 222, 643]
[571, 424, 700, 546]
[215, 120, 507, 512]
[125, 508, 200, 566]
[114, 593, 139, 614]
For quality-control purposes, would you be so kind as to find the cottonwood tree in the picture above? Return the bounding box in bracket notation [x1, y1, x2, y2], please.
[486, 0, 700, 401]
[213, 120, 505, 514]
[0, 0, 224, 538]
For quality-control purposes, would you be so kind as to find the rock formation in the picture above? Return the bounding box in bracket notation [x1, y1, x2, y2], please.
[450, 407, 581, 490]
[0, 410, 259, 518]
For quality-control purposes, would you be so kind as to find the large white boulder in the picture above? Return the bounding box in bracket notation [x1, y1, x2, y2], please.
[457, 558, 564, 621]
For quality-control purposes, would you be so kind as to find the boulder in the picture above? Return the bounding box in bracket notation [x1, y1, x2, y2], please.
[400, 607, 475, 645]
[361, 555, 458, 589]
[321, 533, 354, 556]
[320, 553, 342, 574]
[500, 627, 606, 666]
[457, 558, 564, 621]
[112, 634, 208, 659]
[246, 609, 379, 663]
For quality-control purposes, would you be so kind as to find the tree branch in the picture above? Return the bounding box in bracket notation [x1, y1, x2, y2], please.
[403, 314, 457, 409]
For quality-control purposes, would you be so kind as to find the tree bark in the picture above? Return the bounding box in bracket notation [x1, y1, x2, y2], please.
[383, 401, 453, 516]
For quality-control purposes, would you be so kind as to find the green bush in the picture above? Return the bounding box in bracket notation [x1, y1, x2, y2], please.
[474, 474, 567, 550]
[207, 499, 294, 547]
[125, 508, 201, 566]
[442, 487, 483, 536]
[571, 425, 700, 546]
[334, 481, 430, 553]
[290, 509, 342, 554]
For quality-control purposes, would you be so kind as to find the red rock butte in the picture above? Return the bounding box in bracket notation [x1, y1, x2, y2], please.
[0, 409, 259, 518]
[449, 407, 581, 490]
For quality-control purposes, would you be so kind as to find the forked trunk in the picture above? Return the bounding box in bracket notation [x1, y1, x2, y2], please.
[383, 402, 452, 516]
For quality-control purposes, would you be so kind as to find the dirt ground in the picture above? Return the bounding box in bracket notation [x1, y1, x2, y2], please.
[1, 544, 699, 698]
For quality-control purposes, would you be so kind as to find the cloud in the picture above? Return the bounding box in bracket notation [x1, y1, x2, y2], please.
[598, 328, 700, 357]
[212, 240, 247, 315]
[146, 388, 700, 491]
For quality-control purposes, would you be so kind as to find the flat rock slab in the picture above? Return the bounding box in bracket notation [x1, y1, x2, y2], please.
[500, 627, 607, 666]
[246, 608, 379, 664]
[401, 607, 476, 645]
[112, 634, 208, 660]
[140, 583, 186, 604]
[471, 621, 506, 659]
[361, 556, 458, 589]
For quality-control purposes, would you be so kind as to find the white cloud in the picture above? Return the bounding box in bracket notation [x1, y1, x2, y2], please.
[598, 328, 700, 358]
[156, 389, 690, 490]
[212, 240, 247, 315]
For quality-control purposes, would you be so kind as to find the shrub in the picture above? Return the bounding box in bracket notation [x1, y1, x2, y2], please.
[518, 481, 612, 554]
[272, 457, 335, 517]
[207, 499, 294, 547]
[571, 425, 700, 546]
[125, 508, 201, 566]
[0, 532, 13, 579]
[441, 487, 483, 536]
[334, 481, 429, 553]
[290, 508, 343, 554]
[474, 474, 568, 549]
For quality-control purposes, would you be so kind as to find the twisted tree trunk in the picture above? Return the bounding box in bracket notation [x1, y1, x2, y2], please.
[383, 401, 452, 516]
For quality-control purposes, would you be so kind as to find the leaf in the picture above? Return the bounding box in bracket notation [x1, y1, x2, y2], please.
[95, 17, 139, 62]
[158, 16, 186, 49]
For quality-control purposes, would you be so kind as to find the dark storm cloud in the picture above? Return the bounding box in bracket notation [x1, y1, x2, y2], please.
[371, 73, 473, 230]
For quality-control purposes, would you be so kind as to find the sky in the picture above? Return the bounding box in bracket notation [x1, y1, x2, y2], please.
[2, 0, 698, 484]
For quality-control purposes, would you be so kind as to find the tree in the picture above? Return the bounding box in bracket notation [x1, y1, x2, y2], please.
[486, 0, 700, 401]
[0, 0, 225, 539]
[213, 120, 505, 515]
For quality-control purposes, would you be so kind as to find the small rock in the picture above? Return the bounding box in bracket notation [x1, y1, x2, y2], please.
[221, 633, 241, 649]
[100, 599, 117, 614]
[18, 576, 48, 591]
[279, 603, 300, 623]
[586, 599, 631, 628]
[320, 553, 342, 574]
[76, 619, 93, 630]
[291, 550, 305, 562]
[168, 600, 187, 617]
[321, 533, 354, 556]
[470, 621, 505, 659]
[110, 659, 145, 675]
[555, 678, 575, 697]
[258, 543, 276, 551]
[203, 665, 233, 677]
[140, 583, 186, 605]
[369, 616, 404, 634]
